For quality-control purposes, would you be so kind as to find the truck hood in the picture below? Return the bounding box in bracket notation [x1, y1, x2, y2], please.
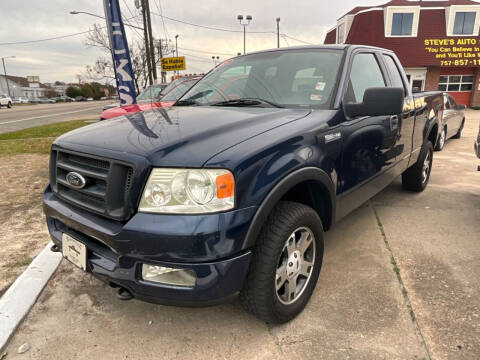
[55, 106, 311, 167]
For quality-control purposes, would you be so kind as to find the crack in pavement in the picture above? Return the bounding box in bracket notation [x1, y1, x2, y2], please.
[371, 202, 432, 360]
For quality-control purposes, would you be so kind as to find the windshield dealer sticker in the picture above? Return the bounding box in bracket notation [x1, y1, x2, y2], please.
[310, 94, 323, 101]
[315, 82, 326, 91]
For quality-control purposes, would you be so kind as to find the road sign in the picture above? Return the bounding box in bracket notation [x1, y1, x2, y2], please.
[161, 57, 186, 71]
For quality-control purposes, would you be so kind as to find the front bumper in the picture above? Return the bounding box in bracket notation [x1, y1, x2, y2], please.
[44, 185, 255, 306]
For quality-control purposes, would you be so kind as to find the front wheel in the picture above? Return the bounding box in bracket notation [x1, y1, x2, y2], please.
[435, 127, 446, 151]
[402, 141, 433, 192]
[7, 102, 12, 108]
[240, 201, 324, 323]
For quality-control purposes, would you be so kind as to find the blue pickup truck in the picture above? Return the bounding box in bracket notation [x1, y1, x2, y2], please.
[44, 45, 443, 323]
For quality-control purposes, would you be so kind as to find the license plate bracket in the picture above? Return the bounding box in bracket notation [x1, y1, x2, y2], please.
[62, 233, 87, 271]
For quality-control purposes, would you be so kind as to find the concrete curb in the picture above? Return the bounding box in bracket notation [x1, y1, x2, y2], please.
[0, 241, 62, 353]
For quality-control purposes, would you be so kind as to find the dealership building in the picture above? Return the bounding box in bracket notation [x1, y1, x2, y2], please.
[324, 0, 480, 107]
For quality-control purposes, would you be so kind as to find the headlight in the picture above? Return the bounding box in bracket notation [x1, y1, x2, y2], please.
[139, 168, 234, 214]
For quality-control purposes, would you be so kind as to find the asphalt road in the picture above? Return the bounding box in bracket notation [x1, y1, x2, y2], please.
[0, 102, 112, 134]
[3, 111, 480, 359]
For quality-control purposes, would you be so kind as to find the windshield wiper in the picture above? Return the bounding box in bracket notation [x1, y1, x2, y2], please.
[211, 98, 284, 108]
[175, 99, 199, 106]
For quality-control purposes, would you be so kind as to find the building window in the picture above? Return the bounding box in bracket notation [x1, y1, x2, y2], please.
[438, 75, 474, 92]
[453, 12, 476, 35]
[392, 13, 414, 36]
[337, 23, 345, 44]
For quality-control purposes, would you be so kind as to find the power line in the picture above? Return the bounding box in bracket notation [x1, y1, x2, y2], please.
[0, 30, 92, 46]
[151, 12, 275, 34]
[283, 34, 315, 45]
[178, 46, 235, 56]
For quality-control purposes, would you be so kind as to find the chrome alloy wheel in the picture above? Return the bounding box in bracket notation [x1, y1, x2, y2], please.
[439, 129, 445, 149]
[422, 151, 431, 184]
[275, 227, 316, 305]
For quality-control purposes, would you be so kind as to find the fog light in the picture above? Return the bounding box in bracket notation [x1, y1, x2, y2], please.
[141, 264, 196, 287]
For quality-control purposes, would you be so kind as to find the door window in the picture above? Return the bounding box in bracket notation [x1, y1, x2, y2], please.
[383, 55, 406, 94]
[345, 53, 386, 103]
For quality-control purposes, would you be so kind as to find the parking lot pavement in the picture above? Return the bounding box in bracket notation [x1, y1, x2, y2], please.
[0, 102, 110, 134]
[3, 111, 479, 359]
[371, 109, 480, 360]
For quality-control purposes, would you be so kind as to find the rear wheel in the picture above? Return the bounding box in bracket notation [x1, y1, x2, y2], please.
[240, 201, 324, 323]
[435, 127, 446, 151]
[402, 141, 433, 192]
[452, 119, 464, 139]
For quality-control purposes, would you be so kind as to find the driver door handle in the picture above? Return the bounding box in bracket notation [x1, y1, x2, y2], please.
[390, 115, 399, 131]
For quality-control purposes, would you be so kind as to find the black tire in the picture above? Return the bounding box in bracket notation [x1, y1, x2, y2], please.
[240, 201, 324, 324]
[402, 141, 433, 192]
[434, 127, 446, 151]
[7, 102, 12, 108]
[452, 119, 464, 139]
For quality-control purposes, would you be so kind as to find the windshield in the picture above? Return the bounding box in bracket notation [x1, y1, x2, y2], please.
[177, 49, 343, 109]
[136, 85, 165, 101]
[162, 79, 197, 102]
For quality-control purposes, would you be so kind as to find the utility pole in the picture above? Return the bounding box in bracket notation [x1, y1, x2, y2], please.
[276, 18, 280, 48]
[1, 57, 12, 98]
[144, 0, 157, 82]
[141, 0, 153, 85]
[158, 39, 167, 83]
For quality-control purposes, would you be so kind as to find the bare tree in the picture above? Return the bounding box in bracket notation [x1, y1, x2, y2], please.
[81, 24, 149, 93]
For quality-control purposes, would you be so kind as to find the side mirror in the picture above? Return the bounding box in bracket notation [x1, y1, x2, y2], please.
[344, 87, 404, 118]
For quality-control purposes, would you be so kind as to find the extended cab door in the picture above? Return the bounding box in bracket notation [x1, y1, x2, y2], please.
[380, 53, 415, 173]
[336, 50, 399, 217]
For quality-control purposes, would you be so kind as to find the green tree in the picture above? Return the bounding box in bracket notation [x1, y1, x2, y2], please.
[65, 86, 81, 98]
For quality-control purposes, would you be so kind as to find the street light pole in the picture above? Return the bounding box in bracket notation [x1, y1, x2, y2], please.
[237, 15, 252, 54]
[175, 34, 179, 77]
[276, 18, 280, 48]
[1, 56, 15, 98]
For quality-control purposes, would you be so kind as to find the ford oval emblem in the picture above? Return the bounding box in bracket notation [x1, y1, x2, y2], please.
[66, 172, 86, 189]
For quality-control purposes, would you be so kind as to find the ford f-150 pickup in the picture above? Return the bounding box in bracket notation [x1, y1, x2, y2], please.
[43, 45, 443, 323]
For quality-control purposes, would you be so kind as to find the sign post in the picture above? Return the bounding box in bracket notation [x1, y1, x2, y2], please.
[103, 0, 137, 105]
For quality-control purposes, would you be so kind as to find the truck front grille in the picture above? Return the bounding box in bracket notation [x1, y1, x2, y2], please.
[50, 148, 135, 221]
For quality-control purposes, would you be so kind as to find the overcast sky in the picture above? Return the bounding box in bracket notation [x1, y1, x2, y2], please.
[0, 0, 382, 83]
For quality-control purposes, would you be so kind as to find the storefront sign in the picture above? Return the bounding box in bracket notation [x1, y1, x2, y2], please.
[161, 57, 186, 71]
[424, 38, 480, 67]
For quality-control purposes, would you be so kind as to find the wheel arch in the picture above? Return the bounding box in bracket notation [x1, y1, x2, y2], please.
[243, 167, 336, 249]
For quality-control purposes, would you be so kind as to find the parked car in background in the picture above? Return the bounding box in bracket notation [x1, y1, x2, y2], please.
[435, 93, 465, 151]
[75, 96, 87, 102]
[0, 94, 13, 108]
[13, 97, 29, 104]
[475, 122, 480, 160]
[44, 45, 443, 323]
[33, 97, 56, 104]
[99, 76, 200, 120]
[86, 97, 94, 101]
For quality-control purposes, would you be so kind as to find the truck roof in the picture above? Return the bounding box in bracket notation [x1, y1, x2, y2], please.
[237, 44, 393, 57]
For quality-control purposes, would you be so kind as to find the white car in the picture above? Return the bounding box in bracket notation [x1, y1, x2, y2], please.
[13, 97, 29, 104]
[0, 94, 13, 108]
